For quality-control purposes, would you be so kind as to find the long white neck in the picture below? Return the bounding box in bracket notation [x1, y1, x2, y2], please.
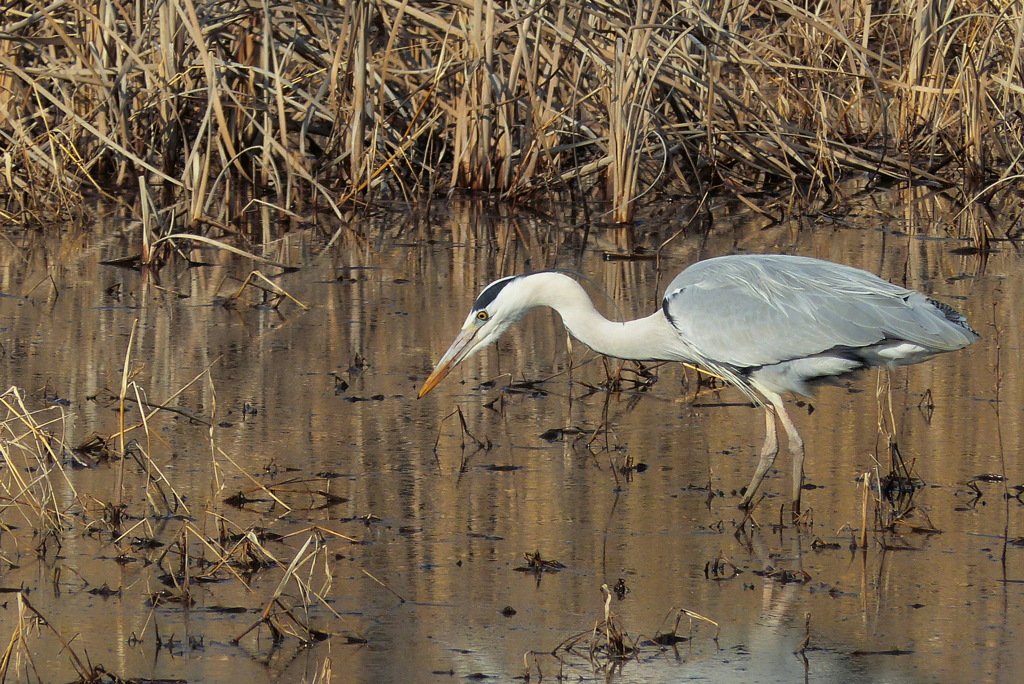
[516, 272, 691, 363]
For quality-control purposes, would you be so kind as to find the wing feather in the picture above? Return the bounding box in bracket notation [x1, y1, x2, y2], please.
[662, 255, 976, 369]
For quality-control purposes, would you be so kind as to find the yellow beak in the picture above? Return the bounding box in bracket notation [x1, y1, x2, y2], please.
[418, 326, 480, 398]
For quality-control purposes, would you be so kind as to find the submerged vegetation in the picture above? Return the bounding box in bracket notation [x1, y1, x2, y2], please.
[1, 0, 1022, 234]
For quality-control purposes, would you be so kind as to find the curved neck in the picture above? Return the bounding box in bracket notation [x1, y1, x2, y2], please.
[519, 273, 688, 362]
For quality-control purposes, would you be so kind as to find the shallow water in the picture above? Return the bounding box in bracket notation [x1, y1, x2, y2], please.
[1, 190, 1022, 683]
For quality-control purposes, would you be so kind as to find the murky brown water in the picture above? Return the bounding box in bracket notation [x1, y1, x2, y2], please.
[1, 189, 1022, 683]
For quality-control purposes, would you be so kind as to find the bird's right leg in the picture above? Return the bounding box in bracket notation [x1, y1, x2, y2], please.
[739, 405, 779, 508]
[770, 397, 805, 515]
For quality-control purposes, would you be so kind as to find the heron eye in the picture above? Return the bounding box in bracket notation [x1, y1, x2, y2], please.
[476, 311, 489, 321]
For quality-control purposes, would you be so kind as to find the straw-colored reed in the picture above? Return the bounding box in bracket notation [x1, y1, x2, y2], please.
[1, 0, 1020, 232]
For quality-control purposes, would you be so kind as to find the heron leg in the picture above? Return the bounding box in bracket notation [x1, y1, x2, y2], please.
[765, 390, 806, 514]
[739, 404, 780, 508]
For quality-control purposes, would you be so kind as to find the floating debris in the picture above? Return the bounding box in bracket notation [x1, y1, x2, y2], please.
[513, 550, 566, 574]
[753, 566, 812, 584]
[705, 555, 742, 580]
[484, 464, 521, 472]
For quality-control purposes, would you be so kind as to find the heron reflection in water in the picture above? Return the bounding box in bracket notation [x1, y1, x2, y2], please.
[418, 254, 978, 512]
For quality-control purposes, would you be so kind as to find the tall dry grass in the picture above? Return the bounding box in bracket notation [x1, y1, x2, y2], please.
[0, 0, 1021, 235]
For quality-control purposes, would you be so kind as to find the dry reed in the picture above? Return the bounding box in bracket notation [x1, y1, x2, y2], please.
[1, 0, 1021, 238]
[0, 361, 365, 680]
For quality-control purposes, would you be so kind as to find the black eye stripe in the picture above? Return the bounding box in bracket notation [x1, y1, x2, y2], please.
[473, 275, 519, 311]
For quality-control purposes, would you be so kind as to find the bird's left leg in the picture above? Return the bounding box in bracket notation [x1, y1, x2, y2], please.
[762, 389, 806, 514]
[739, 404, 780, 508]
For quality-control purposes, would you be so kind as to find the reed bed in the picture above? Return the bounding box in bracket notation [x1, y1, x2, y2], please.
[1, 0, 1022, 233]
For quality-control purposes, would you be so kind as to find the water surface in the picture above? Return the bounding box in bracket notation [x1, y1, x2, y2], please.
[0, 190, 1021, 683]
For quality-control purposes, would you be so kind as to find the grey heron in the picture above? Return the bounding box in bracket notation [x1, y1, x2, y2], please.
[418, 254, 979, 512]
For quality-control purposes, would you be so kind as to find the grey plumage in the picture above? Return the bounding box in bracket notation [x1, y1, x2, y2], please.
[419, 254, 978, 513]
[660, 255, 978, 398]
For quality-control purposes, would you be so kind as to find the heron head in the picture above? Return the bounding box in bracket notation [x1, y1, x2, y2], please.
[418, 275, 527, 397]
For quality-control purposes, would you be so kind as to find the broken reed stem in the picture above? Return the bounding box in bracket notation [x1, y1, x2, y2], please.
[226, 270, 309, 309]
[989, 300, 1010, 567]
[860, 473, 870, 549]
[102, 360, 221, 445]
[5, 594, 92, 681]
[0, 387, 79, 536]
[672, 607, 720, 641]
[215, 446, 292, 511]
[797, 612, 811, 652]
[361, 568, 407, 603]
[116, 319, 139, 506]
[149, 235, 293, 270]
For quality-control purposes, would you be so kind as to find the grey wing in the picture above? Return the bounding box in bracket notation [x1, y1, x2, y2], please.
[662, 255, 976, 369]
